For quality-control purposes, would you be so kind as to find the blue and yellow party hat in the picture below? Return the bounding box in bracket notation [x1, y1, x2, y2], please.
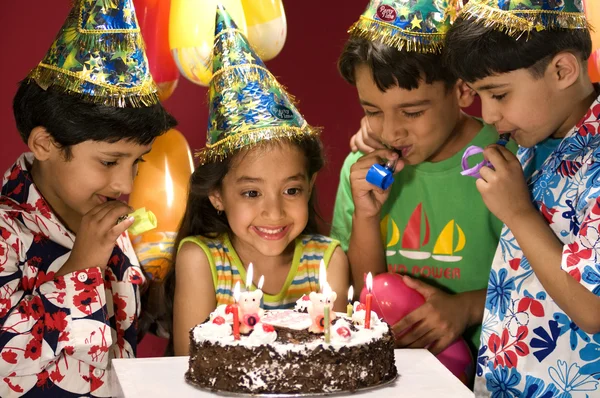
[348, 0, 464, 53]
[460, 0, 588, 39]
[27, 0, 158, 108]
[196, 6, 319, 165]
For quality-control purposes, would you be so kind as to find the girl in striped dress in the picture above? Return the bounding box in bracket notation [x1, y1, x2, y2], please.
[165, 137, 350, 356]
[163, 6, 349, 356]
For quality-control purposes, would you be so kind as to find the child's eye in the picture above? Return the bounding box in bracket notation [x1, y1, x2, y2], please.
[243, 190, 259, 198]
[134, 157, 146, 165]
[403, 111, 424, 119]
[101, 160, 118, 167]
[492, 93, 507, 101]
[284, 187, 302, 196]
[364, 109, 380, 117]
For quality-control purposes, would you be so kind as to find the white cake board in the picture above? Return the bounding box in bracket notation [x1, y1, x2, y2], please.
[111, 349, 474, 397]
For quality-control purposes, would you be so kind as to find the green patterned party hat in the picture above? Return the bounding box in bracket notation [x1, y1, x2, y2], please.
[27, 0, 158, 108]
[348, 0, 464, 53]
[196, 5, 319, 165]
[460, 0, 588, 39]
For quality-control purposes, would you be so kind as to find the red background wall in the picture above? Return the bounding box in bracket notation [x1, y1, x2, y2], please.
[0, 0, 484, 357]
[0, 1, 364, 225]
[0, 1, 480, 225]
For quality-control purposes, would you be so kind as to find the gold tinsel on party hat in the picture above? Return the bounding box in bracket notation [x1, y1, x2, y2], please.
[196, 5, 319, 165]
[348, 0, 464, 53]
[27, 0, 158, 108]
[460, 0, 589, 39]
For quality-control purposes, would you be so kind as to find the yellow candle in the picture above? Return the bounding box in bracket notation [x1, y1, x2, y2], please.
[347, 286, 354, 317]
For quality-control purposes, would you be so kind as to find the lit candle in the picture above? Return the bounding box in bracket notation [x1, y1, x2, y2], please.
[365, 273, 373, 329]
[258, 275, 265, 309]
[347, 286, 354, 317]
[323, 283, 332, 343]
[319, 259, 326, 292]
[257, 275, 264, 290]
[232, 281, 241, 340]
[246, 263, 254, 290]
[308, 261, 337, 334]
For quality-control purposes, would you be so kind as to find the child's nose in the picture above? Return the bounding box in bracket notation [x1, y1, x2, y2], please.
[481, 101, 502, 126]
[262, 195, 285, 220]
[381, 116, 406, 144]
[110, 167, 134, 196]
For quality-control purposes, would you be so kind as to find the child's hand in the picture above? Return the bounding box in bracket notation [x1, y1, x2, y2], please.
[350, 116, 386, 153]
[350, 149, 404, 219]
[391, 276, 471, 355]
[57, 200, 134, 276]
[477, 145, 536, 227]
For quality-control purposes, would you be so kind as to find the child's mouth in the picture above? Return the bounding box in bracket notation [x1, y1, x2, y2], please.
[253, 226, 289, 240]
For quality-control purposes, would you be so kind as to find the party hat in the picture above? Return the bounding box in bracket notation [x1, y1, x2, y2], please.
[27, 0, 158, 108]
[196, 5, 319, 165]
[348, 0, 464, 53]
[460, 0, 588, 38]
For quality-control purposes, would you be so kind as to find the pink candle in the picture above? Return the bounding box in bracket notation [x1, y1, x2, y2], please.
[233, 281, 241, 340]
[365, 273, 373, 329]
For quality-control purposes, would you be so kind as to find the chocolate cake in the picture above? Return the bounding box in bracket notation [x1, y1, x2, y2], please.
[186, 306, 397, 395]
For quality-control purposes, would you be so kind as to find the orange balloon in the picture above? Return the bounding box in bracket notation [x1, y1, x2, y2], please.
[585, 0, 600, 82]
[157, 80, 179, 102]
[589, 50, 600, 83]
[129, 129, 193, 281]
[129, 129, 194, 233]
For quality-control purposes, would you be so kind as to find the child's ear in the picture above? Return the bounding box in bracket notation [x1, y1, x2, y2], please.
[551, 52, 580, 90]
[28, 126, 56, 161]
[208, 188, 224, 212]
[454, 79, 476, 109]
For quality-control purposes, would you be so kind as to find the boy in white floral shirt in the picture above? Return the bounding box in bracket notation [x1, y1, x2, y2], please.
[0, 0, 176, 396]
[445, 1, 600, 396]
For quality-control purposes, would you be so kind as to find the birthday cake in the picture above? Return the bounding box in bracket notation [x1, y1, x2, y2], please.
[185, 302, 397, 394]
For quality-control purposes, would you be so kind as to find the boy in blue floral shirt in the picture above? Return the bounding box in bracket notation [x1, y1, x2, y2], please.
[445, 1, 600, 396]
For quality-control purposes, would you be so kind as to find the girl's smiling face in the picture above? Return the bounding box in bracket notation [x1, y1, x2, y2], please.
[210, 141, 315, 261]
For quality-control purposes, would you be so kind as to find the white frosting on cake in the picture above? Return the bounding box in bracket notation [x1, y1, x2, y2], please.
[352, 309, 380, 327]
[193, 322, 233, 344]
[209, 304, 234, 323]
[261, 309, 312, 330]
[246, 323, 278, 346]
[331, 319, 352, 343]
[192, 310, 390, 355]
[294, 294, 311, 312]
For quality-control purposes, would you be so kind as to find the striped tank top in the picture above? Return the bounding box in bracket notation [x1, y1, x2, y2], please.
[178, 233, 340, 309]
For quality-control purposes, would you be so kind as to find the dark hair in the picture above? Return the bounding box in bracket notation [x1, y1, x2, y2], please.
[338, 36, 457, 92]
[444, 18, 592, 82]
[161, 137, 325, 355]
[13, 80, 177, 158]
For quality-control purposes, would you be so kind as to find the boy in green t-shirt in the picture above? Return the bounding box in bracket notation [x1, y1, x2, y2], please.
[332, 0, 515, 354]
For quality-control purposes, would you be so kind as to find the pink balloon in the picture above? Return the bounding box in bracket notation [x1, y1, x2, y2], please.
[360, 273, 474, 384]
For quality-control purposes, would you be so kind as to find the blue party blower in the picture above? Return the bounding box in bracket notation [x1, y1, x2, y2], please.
[366, 157, 398, 190]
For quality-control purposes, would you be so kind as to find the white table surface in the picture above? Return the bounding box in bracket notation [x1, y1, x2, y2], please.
[111, 349, 474, 397]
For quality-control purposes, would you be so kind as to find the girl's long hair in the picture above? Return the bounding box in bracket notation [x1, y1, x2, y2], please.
[162, 137, 325, 355]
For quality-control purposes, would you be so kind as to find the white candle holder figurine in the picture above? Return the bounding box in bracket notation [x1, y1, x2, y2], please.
[239, 263, 264, 334]
[307, 260, 337, 334]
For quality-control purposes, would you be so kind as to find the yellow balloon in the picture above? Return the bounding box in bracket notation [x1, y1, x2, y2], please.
[169, 0, 248, 86]
[241, 0, 287, 61]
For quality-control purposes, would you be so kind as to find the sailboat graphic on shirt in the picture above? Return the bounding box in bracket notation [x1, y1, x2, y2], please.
[397, 203, 431, 260]
[381, 215, 401, 257]
[431, 220, 465, 262]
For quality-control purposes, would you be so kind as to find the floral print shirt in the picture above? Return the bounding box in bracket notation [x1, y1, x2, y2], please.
[474, 94, 600, 397]
[0, 154, 145, 397]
